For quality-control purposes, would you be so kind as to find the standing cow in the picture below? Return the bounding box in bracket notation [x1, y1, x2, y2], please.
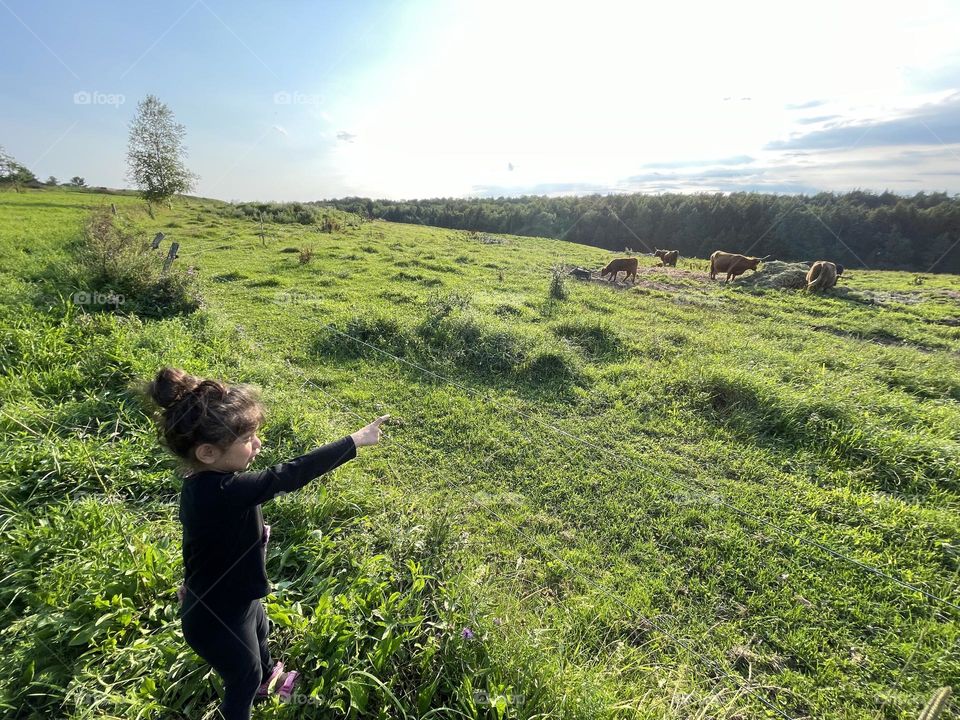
[805, 261, 844, 291]
[709, 251, 768, 282]
[600, 257, 638, 283]
[654, 249, 679, 267]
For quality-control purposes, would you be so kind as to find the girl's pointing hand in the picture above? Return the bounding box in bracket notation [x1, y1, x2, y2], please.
[351, 415, 389, 447]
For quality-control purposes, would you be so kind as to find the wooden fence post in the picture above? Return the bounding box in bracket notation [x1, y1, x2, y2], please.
[162, 242, 180, 274]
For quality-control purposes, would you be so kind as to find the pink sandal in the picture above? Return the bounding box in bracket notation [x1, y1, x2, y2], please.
[256, 662, 284, 698]
[277, 670, 300, 702]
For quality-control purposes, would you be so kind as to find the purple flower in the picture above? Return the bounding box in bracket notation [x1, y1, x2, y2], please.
[461, 627, 474, 640]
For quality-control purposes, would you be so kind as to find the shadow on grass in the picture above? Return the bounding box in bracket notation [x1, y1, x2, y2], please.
[669, 369, 957, 499]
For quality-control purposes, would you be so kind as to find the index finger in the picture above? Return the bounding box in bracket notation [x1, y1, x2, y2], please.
[372, 414, 390, 426]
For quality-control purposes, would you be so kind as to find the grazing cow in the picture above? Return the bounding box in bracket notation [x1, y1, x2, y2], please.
[600, 257, 638, 283]
[805, 260, 842, 291]
[709, 251, 768, 282]
[654, 248, 679, 267]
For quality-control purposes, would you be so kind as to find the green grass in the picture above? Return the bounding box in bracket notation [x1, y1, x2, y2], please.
[1, 188, 958, 719]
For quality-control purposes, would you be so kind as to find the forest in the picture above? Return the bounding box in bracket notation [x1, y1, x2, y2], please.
[321, 191, 960, 273]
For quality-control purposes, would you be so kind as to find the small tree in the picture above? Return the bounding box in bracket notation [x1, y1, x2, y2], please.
[126, 95, 197, 206]
[0, 146, 37, 192]
[46, 175, 58, 186]
[70, 176, 86, 187]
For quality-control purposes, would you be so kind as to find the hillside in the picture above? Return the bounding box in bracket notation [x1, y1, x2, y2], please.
[324, 192, 960, 274]
[1, 188, 958, 720]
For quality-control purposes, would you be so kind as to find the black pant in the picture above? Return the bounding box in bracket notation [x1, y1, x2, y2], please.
[181, 590, 274, 720]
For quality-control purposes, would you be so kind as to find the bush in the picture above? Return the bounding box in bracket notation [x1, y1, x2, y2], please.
[69, 209, 200, 318]
[219, 201, 359, 230]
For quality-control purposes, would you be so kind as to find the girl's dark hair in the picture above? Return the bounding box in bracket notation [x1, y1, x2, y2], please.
[146, 367, 265, 463]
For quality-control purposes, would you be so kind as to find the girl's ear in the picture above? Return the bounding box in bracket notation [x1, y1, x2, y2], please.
[194, 443, 223, 466]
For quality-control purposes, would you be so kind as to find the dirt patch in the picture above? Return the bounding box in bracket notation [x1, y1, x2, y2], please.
[852, 289, 926, 306]
[566, 264, 709, 291]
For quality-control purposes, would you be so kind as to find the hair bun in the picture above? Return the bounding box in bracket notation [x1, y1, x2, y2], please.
[148, 367, 201, 409]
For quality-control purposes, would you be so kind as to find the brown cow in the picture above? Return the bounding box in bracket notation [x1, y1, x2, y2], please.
[709, 251, 768, 282]
[654, 248, 679, 267]
[805, 261, 843, 291]
[600, 257, 638, 283]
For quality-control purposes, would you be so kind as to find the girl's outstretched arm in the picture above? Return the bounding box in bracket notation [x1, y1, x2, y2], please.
[218, 415, 389, 508]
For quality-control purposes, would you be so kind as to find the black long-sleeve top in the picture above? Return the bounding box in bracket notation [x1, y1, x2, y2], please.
[178, 435, 357, 606]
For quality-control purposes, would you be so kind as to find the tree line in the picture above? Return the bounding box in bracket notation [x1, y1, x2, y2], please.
[322, 192, 960, 273]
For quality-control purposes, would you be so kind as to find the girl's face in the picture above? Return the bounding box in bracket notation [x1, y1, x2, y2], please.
[225, 430, 262, 471]
[199, 430, 262, 472]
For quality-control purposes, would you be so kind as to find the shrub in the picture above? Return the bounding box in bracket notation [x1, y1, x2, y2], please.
[299, 246, 314, 264]
[69, 209, 200, 318]
[549, 265, 568, 300]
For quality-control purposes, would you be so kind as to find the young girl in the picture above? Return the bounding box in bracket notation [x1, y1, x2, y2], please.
[147, 367, 387, 719]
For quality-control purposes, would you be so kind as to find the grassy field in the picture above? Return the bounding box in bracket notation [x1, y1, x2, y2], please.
[1, 188, 958, 719]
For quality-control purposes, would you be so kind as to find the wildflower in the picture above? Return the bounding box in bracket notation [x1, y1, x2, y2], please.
[461, 627, 474, 640]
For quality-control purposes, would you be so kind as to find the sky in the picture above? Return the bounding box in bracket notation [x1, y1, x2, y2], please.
[2, 0, 959, 201]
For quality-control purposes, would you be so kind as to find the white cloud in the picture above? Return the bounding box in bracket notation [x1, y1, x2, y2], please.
[321, 0, 960, 198]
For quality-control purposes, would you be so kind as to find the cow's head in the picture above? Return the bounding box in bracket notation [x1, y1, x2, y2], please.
[835, 263, 845, 276]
